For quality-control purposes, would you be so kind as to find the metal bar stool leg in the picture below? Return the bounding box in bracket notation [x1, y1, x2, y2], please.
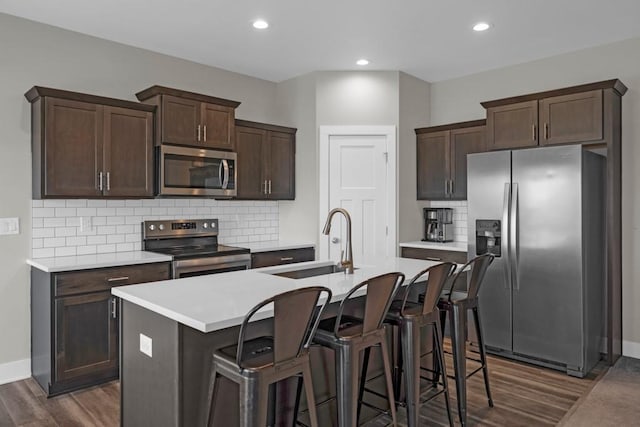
[393, 326, 404, 403]
[302, 362, 320, 427]
[238, 377, 269, 427]
[292, 375, 304, 427]
[473, 306, 493, 407]
[335, 346, 360, 427]
[433, 321, 454, 427]
[449, 304, 468, 426]
[357, 347, 371, 424]
[401, 320, 421, 427]
[380, 337, 398, 426]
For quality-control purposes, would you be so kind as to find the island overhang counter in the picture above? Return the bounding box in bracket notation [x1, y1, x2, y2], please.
[113, 257, 449, 426]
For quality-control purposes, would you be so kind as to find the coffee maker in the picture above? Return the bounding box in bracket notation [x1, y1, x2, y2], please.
[423, 208, 454, 242]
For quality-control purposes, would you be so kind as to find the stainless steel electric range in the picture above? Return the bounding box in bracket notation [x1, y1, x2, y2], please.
[142, 218, 251, 279]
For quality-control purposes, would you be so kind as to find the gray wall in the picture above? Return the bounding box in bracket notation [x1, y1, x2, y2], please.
[429, 37, 640, 354]
[277, 71, 431, 256]
[0, 13, 278, 368]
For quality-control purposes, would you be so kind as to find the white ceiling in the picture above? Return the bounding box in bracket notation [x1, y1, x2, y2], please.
[2, 0, 640, 83]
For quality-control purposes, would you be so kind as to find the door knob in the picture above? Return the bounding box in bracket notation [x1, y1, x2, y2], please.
[331, 237, 340, 244]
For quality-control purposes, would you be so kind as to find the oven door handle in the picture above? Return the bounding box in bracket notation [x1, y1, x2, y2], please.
[173, 254, 251, 277]
[222, 159, 230, 190]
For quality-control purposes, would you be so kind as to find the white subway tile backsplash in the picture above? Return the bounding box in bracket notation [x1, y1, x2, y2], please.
[31, 198, 280, 258]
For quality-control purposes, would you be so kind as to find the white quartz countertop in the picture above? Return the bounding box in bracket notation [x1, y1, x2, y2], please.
[113, 257, 454, 333]
[242, 240, 315, 253]
[399, 241, 468, 252]
[27, 251, 173, 273]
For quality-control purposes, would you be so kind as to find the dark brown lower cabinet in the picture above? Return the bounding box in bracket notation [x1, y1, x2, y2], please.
[251, 247, 315, 268]
[400, 246, 468, 291]
[31, 262, 170, 396]
[54, 291, 118, 383]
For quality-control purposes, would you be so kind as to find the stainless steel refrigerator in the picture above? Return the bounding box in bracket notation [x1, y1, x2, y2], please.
[467, 144, 605, 377]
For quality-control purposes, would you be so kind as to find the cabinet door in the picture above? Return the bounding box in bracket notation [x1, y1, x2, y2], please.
[201, 103, 235, 150]
[540, 90, 603, 146]
[267, 131, 295, 199]
[236, 126, 267, 199]
[449, 125, 486, 200]
[103, 106, 154, 197]
[44, 98, 103, 197]
[416, 131, 449, 200]
[160, 95, 200, 146]
[486, 100, 538, 150]
[55, 292, 118, 382]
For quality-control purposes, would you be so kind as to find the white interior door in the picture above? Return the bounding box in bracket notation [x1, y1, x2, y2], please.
[319, 126, 396, 262]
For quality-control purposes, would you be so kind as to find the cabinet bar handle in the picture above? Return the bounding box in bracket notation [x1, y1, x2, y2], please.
[532, 124, 537, 141]
[98, 172, 104, 191]
[450, 180, 454, 195]
[204, 125, 207, 142]
[197, 125, 201, 142]
[280, 257, 294, 261]
[263, 180, 267, 194]
[425, 257, 441, 261]
[444, 180, 448, 196]
[111, 298, 117, 319]
[106, 172, 111, 191]
[107, 276, 129, 282]
[268, 180, 272, 195]
[544, 123, 549, 140]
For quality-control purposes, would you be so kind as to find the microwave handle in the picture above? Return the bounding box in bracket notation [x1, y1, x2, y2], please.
[222, 159, 230, 189]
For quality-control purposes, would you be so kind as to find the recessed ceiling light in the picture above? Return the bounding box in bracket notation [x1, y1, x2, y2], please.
[356, 59, 369, 66]
[473, 22, 491, 32]
[253, 19, 269, 29]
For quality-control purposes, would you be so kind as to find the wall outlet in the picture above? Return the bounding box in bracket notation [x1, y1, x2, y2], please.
[0, 217, 19, 235]
[139, 333, 152, 358]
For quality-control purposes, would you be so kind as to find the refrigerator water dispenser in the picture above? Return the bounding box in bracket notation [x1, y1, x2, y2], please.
[476, 220, 501, 257]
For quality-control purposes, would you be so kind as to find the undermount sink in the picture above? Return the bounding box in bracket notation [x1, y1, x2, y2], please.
[271, 264, 358, 279]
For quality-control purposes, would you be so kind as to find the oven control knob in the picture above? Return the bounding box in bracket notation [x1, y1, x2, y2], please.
[149, 225, 155, 231]
[158, 224, 165, 231]
[210, 222, 216, 228]
[203, 223, 208, 229]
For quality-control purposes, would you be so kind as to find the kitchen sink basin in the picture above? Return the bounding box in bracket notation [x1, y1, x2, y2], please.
[271, 264, 357, 279]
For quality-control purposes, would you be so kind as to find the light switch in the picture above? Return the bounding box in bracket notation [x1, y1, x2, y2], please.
[0, 218, 19, 235]
[139, 333, 153, 358]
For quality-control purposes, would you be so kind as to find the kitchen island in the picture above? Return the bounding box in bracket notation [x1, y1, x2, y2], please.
[113, 257, 447, 426]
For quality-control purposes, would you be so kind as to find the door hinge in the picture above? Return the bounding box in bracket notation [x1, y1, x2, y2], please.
[383, 152, 388, 163]
[386, 226, 388, 236]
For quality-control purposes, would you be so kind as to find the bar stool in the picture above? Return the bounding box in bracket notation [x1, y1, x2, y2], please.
[206, 286, 332, 427]
[384, 262, 456, 427]
[437, 253, 495, 426]
[312, 272, 404, 427]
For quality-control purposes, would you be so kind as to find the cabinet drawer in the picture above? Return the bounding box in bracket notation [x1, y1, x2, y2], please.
[251, 248, 315, 268]
[400, 247, 467, 264]
[55, 262, 171, 297]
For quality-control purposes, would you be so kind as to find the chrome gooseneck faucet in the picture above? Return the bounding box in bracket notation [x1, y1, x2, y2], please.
[322, 208, 354, 274]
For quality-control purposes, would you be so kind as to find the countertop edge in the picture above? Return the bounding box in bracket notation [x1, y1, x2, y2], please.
[27, 252, 173, 273]
[399, 241, 468, 252]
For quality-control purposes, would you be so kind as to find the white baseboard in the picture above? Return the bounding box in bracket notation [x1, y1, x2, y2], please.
[623, 340, 640, 360]
[0, 358, 31, 385]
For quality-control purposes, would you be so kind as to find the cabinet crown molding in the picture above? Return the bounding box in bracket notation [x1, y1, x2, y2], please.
[24, 86, 156, 112]
[480, 79, 627, 109]
[235, 119, 297, 134]
[135, 85, 241, 108]
[415, 119, 486, 135]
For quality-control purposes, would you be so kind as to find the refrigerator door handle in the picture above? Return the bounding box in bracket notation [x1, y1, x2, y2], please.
[502, 183, 511, 290]
[511, 183, 520, 290]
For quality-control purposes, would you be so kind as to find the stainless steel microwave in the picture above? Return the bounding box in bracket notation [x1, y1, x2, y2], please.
[158, 145, 237, 197]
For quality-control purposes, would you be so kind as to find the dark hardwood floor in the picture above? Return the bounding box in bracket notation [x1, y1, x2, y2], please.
[0, 347, 604, 427]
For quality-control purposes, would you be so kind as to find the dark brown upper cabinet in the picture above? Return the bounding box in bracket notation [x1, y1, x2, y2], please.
[416, 120, 486, 200]
[235, 120, 296, 200]
[136, 86, 240, 151]
[482, 80, 626, 151]
[25, 87, 155, 199]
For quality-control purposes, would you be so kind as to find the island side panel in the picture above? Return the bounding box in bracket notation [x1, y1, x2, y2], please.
[121, 300, 180, 427]
[31, 268, 52, 394]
